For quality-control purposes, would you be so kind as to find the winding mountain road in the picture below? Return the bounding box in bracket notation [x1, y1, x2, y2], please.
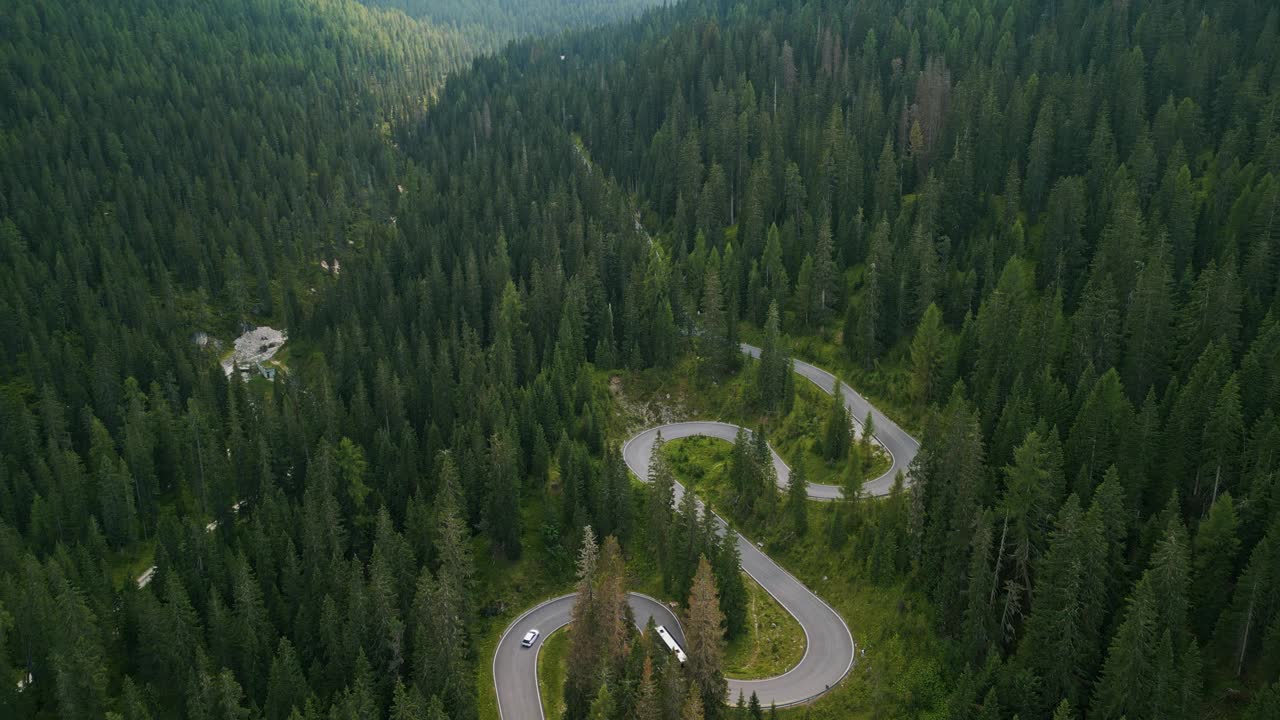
[493, 343, 920, 719]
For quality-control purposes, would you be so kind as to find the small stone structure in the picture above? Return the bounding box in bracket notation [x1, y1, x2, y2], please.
[221, 326, 286, 378]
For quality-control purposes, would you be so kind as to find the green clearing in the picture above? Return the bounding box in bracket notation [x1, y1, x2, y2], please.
[538, 628, 571, 720]
[108, 538, 157, 590]
[725, 572, 806, 680]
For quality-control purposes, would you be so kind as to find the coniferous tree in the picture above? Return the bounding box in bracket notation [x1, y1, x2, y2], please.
[910, 303, 948, 406]
[658, 651, 685, 720]
[634, 658, 661, 720]
[756, 302, 793, 414]
[647, 433, 676, 564]
[787, 463, 808, 537]
[1191, 493, 1241, 640]
[712, 531, 747, 642]
[1214, 521, 1280, 677]
[699, 267, 734, 376]
[794, 256, 816, 329]
[821, 378, 850, 462]
[565, 527, 602, 720]
[1066, 369, 1133, 498]
[1122, 238, 1175, 400]
[264, 637, 307, 720]
[411, 567, 475, 719]
[588, 681, 616, 720]
[1017, 494, 1107, 713]
[912, 386, 986, 633]
[761, 225, 789, 314]
[874, 137, 898, 221]
[685, 556, 727, 720]
[727, 427, 755, 520]
[1203, 374, 1244, 508]
[811, 218, 837, 326]
[841, 447, 864, 503]
[1093, 520, 1196, 720]
[849, 218, 889, 367]
[860, 411, 876, 461]
[682, 691, 706, 720]
[484, 431, 522, 558]
[750, 427, 779, 520]
[996, 429, 1066, 623]
[434, 454, 475, 618]
[390, 681, 425, 720]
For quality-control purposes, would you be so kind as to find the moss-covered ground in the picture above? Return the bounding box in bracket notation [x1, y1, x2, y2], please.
[724, 572, 806, 680]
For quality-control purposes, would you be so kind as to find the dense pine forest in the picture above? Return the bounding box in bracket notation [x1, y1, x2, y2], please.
[2, 0, 1279, 719]
[357, 0, 668, 50]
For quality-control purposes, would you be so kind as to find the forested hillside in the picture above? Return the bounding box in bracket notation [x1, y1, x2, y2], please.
[2, 0, 1279, 719]
[0, 0, 469, 716]
[358, 0, 667, 49]
[392, 0, 1280, 715]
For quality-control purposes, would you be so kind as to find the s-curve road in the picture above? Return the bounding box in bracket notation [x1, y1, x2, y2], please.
[493, 345, 919, 718]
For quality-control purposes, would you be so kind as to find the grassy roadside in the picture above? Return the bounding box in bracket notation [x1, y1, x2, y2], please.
[538, 628, 571, 719]
[757, 511, 941, 719]
[725, 571, 806, 680]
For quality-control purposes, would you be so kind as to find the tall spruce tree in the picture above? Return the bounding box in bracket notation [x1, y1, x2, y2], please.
[565, 527, 602, 720]
[788, 463, 809, 536]
[686, 556, 728, 719]
[699, 266, 734, 376]
[910, 303, 948, 406]
[647, 432, 676, 569]
[712, 531, 747, 641]
[821, 377, 851, 462]
[1017, 494, 1107, 713]
[1191, 493, 1241, 640]
[756, 302, 794, 414]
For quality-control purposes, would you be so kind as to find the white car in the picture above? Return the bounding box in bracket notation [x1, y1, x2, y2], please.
[521, 629, 540, 647]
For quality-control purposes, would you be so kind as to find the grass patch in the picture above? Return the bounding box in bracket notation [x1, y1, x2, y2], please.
[538, 628, 571, 719]
[108, 537, 157, 590]
[765, 380, 892, 487]
[725, 572, 806, 680]
[663, 435, 732, 490]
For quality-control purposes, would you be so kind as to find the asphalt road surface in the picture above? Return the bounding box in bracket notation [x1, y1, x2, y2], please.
[493, 345, 920, 717]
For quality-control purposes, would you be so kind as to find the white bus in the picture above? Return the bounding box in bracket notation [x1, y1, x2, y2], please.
[654, 625, 687, 664]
